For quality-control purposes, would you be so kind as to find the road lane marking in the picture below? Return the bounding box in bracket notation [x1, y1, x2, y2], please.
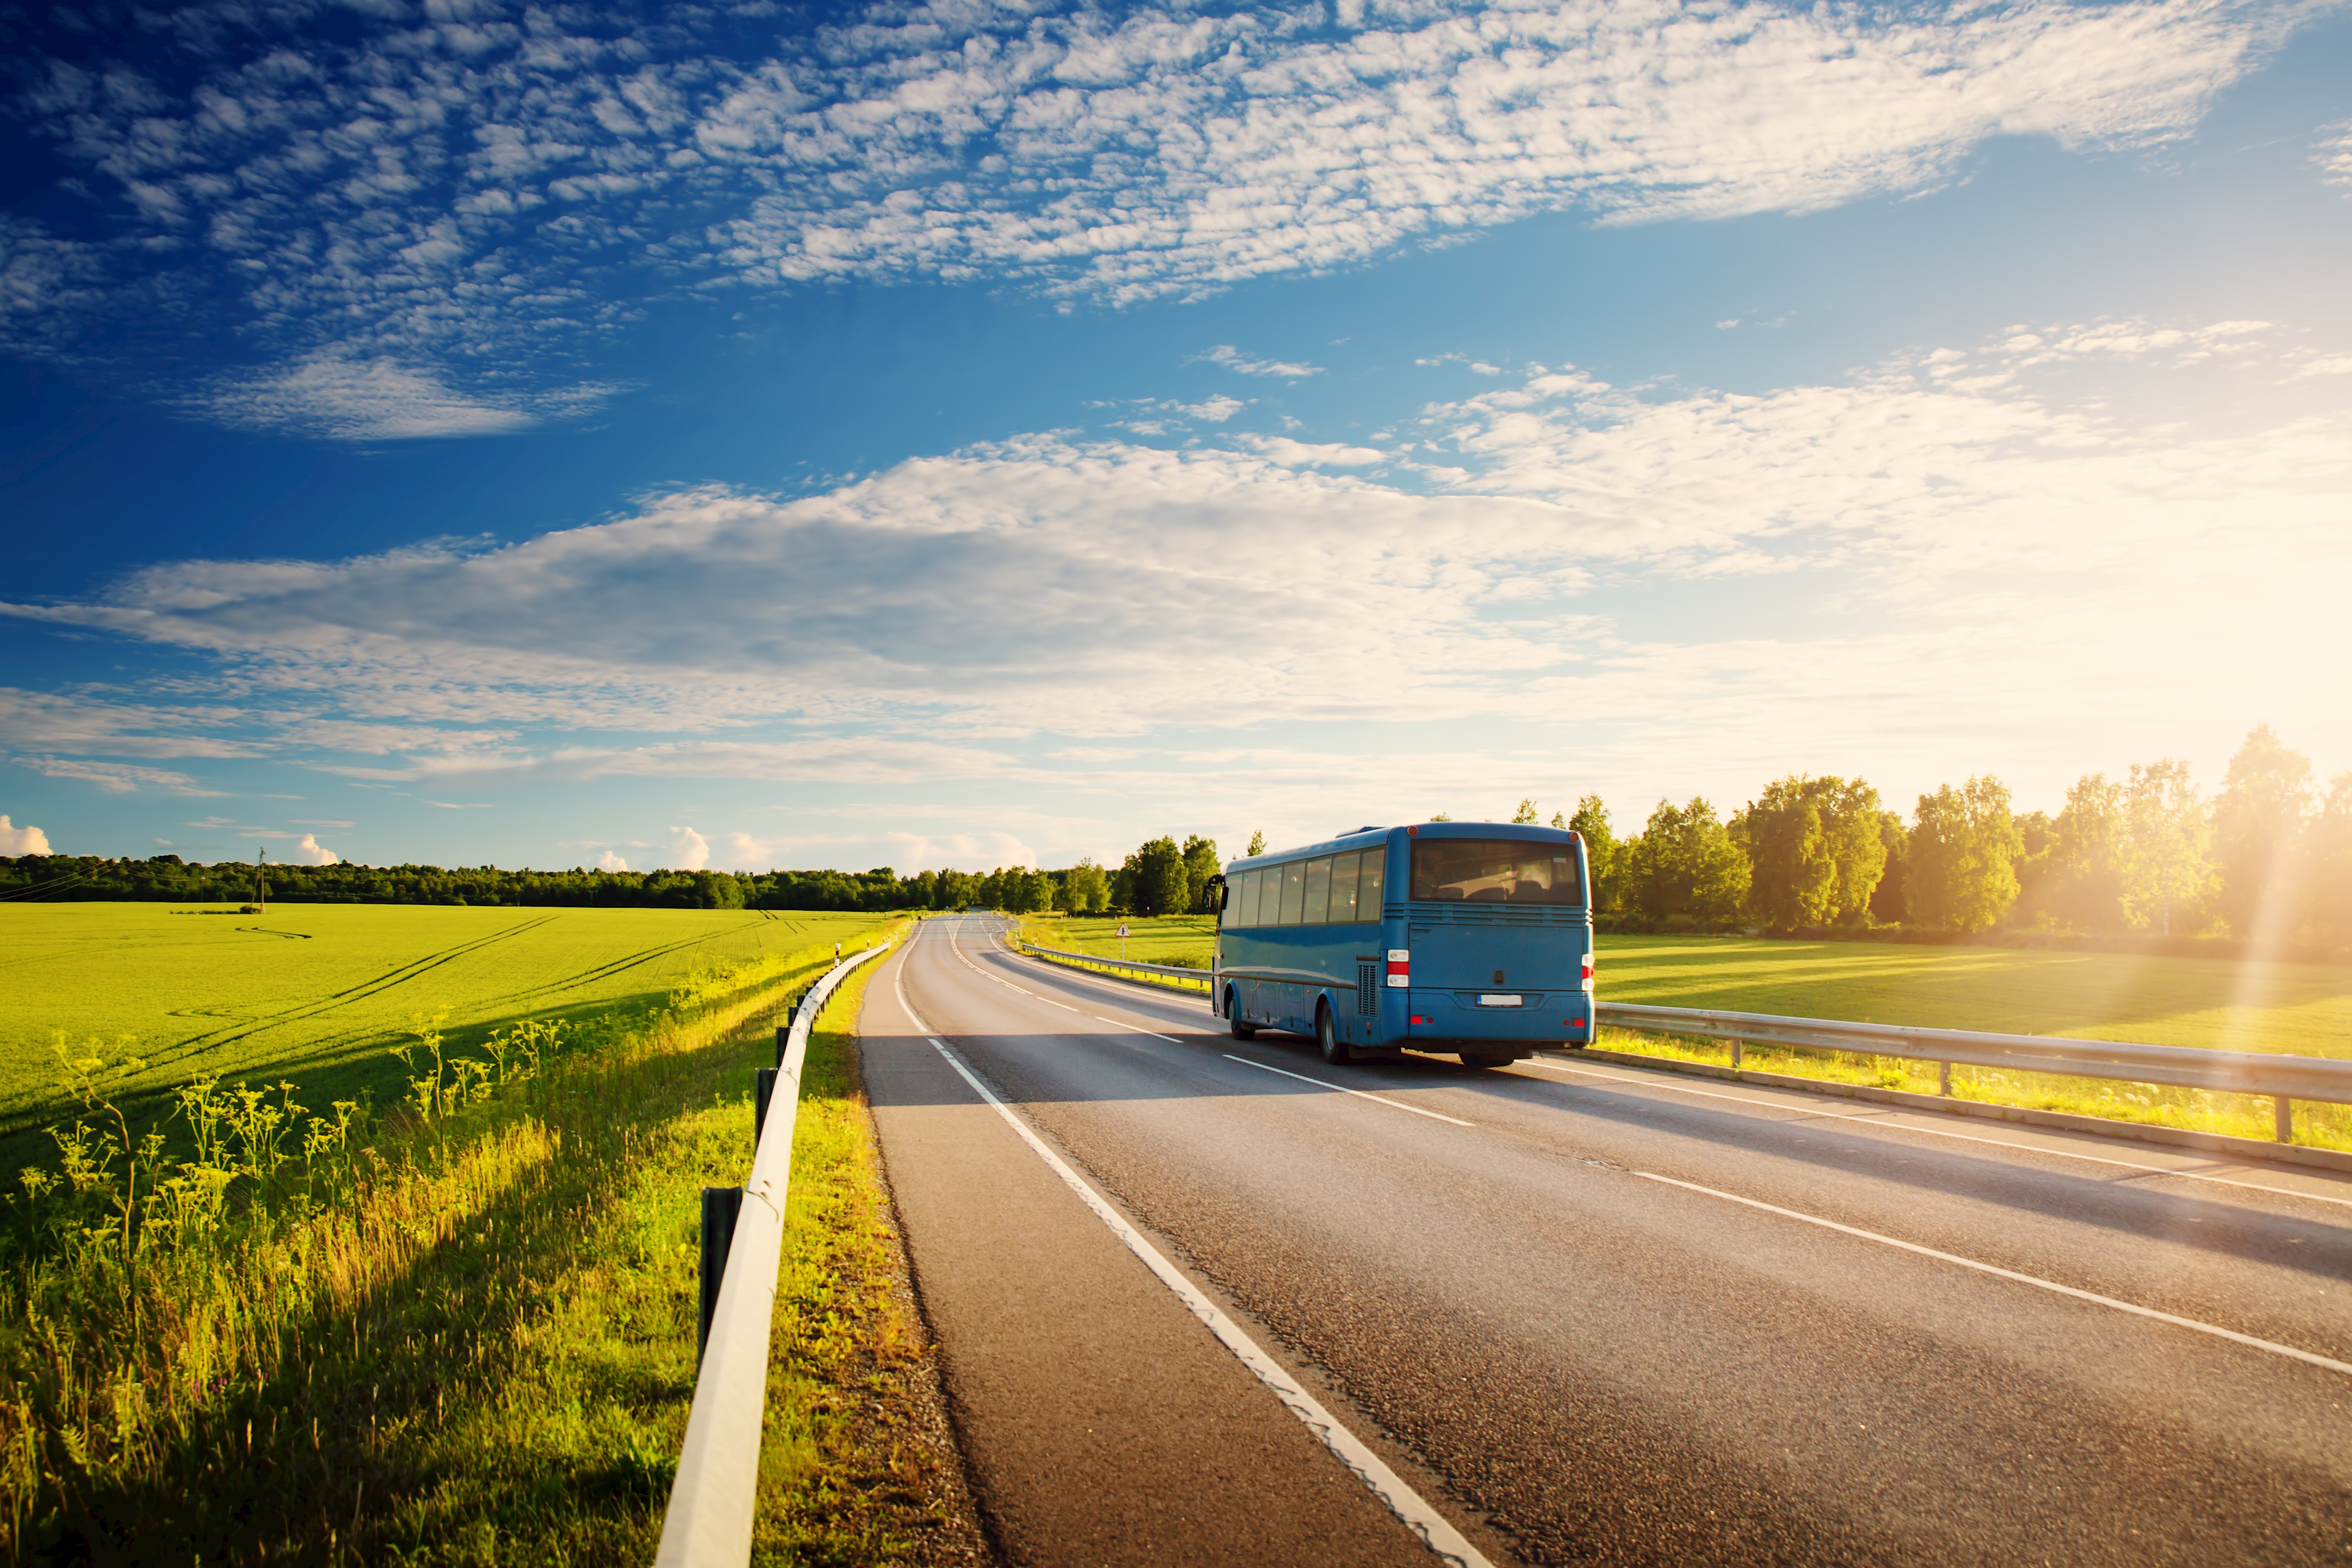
[1527, 1059, 2352, 1212]
[889, 947, 1492, 1568]
[1224, 1055, 1477, 1127]
[942, 918, 1205, 1045]
[1634, 1169, 2352, 1379]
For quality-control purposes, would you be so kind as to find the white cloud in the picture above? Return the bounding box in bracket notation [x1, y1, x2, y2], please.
[0, 814, 51, 855]
[1242, 436, 1387, 467]
[6, 318, 2346, 814]
[1177, 395, 1246, 423]
[9, 0, 2290, 419]
[666, 825, 710, 870]
[202, 355, 613, 441]
[882, 829, 1039, 873]
[2316, 121, 2352, 190]
[595, 849, 629, 872]
[13, 756, 223, 795]
[0, 688, 262, 758]
[288, 833, 341, 865]
[1194, 346, 1324, 379]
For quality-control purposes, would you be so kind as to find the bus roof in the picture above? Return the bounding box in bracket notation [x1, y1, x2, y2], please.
[1224, 820, 1579, 876]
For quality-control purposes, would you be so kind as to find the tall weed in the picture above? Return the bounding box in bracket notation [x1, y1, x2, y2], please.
[0, 934, 876, 1560]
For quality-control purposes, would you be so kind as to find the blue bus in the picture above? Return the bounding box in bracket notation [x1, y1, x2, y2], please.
[1213, 822, 1595, 1066]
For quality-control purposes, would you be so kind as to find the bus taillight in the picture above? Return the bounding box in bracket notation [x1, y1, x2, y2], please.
[1386, 950, 1409, 988]
[1580, 954, 1595, 992]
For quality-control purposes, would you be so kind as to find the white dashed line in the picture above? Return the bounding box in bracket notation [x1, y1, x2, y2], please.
[894, 928, 1493, 1568]
[1223, 1054, 1476, 1127]
[1526, 1059, 2352, 1211]
[1636, 1168, 2352, 1379]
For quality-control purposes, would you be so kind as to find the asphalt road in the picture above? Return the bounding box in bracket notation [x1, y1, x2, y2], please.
[861, 915, 2352, 1567]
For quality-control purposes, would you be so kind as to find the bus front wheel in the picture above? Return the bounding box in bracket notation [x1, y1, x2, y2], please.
[1317, 1002, 1352, 1065]
[1228, 988, 1256, 1040]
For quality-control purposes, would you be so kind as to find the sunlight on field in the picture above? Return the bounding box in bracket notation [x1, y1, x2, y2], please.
[0, 904, 889, 1129]
[1594, 935, 2352, 1059]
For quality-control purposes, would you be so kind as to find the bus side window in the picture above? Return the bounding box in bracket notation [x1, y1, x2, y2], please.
[1329, 851, 1360, 923]
[1256, 867, 1279, 927]
[1278, 860, 1304, 924]
[1359, 849, 1386, 911]
[1302, 857, 1332, 924]
[1227, 870, 1251, 928]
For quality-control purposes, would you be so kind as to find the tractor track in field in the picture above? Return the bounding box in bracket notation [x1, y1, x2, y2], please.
[0, 916, 561, 1132]
[2, 913, 862, 1140]
[469, 926, 757, 1012]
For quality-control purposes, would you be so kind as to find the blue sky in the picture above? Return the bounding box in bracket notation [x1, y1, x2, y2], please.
[3, 0, 2349, 874]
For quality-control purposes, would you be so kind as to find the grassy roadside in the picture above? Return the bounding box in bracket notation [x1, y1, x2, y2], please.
[0, 920, 988, 1563]
[1018, 914, 1214, 995]
[753, 932, 988, 1565]
[1590, 1025, 2352, 1153]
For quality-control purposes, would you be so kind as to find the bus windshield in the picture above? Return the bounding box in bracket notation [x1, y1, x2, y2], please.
[1409, 838, 1584, 905]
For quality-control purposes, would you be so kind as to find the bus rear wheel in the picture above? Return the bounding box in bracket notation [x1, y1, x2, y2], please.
[1228, 988, 1256, 1040]
[1317, 1002, 1352, 1065]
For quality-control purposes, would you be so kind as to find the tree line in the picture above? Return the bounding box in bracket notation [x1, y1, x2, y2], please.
[0, 846, 1226, 917]
[9, 725, 2339, 950]
[0, 857, 1019, 913]
[1528, 724, 2349, 950]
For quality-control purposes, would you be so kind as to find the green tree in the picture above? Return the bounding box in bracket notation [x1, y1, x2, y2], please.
[1626, 798, 1749, 928]
[2212, 724, 2314, 941]
[1121, 837, 1188, 916]
[1869, 811, 1907, 924]
[1245, 830, 1266, 856]
[1735, 776, 1887, 930]
[1180, 835, 1221, 912]
[1906, 777, 2022, 933]
[2305, 773, 2352, 950]
[2124, 760, 2212, 936]
[2025, 774, 2129, 932]
[1565, 795, 1621, 914]
[1511, 799, 1541, 825]
[1063, 857, 1111, 913]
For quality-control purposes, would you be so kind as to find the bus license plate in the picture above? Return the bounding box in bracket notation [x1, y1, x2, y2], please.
[1477, 994, 1523, 1007]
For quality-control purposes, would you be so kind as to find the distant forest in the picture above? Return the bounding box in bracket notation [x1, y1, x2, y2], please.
[0, 858, 1035, 914]
[6, 726, 2342, 955]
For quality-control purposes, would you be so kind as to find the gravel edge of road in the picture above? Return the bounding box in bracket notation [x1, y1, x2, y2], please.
[757, 937, 999, 1566]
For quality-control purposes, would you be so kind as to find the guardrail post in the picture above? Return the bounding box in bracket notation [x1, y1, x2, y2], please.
[773, 1023, 788, 1067]
[697, 1186, 744, 1366]
[753, 1067, 777, 1148]
[1730, 1038, 1742, 1071]
[2277, 1096, 2293, 1144]
[1939, 1060, 1952, 1097]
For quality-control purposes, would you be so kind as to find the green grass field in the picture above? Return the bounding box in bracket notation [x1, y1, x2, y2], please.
[1593, 934, 2352, 1059]
[0, 904, 890, 1143]
[1029, 918, 2352, 1059]
[1026, 913, 1216, 969]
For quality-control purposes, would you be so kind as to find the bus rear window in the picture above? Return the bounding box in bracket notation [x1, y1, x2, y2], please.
[1409, 839, 1583, 905]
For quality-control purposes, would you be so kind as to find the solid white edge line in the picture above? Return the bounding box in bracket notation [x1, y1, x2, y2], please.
[1527, 1059, 2352, 1211]
[1634, 1168, 2352, 1378]
[1224, 1054, 1477, 1127]
[895, 932, 1493, 1568]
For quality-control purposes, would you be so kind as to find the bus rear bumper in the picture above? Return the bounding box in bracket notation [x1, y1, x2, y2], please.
[1399, 990, 1593, 1047]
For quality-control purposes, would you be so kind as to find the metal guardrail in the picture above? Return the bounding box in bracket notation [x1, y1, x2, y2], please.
[1022, 940, 1214, 990]
[1018, 939, 2350, 1144]
[655, 941, 889, 1567]
[1595, 1001, 2352, 1142]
